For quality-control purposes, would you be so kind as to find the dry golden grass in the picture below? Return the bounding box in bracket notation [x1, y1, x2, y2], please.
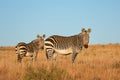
[0, 44, 120, 80]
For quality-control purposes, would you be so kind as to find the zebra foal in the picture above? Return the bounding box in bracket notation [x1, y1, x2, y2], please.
[15, 34, 46, 63]
[45, 28, 91, 63]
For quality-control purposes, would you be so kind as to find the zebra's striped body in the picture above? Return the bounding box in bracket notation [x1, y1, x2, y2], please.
[15, 34, 46, 63]
[45, 28, 91, 63]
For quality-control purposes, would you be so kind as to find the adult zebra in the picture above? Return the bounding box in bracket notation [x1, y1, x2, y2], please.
[15, 34, 46, 63]
[45, 28, 91, 63]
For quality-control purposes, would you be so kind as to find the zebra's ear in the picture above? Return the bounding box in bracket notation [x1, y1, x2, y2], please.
[36, 34, 41, 39]
[82, 28, 85, 33]
[43, 34, 46, 39]
[88, 28, 91, 34]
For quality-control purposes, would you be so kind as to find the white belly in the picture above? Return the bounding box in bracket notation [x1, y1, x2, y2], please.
[55, 47, 73, 54]
[26, 52, 33, 57]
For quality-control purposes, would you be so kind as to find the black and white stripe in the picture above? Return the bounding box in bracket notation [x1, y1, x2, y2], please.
[45, 28, 91, 63]
[15, 34, 46, 63]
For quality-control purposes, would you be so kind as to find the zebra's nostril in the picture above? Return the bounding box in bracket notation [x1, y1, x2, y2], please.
[84, 45, 88, 48]
[41, 47, 44, 49]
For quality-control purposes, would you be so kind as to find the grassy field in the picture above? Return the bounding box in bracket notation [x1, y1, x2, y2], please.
[0, 44, 120, 80]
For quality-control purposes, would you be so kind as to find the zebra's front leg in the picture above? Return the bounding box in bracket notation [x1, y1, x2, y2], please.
[32, 52, 38, 62]
[72, 52, 78, 63]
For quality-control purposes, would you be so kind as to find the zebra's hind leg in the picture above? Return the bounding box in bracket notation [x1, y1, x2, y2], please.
[53, 53, 58, 61]
[17, 54, 22, 63]
[46, 48, 54, 61]
[72, 53, 78, 63]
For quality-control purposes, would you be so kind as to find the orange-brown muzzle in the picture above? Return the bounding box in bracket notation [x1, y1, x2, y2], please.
[39, 42, 44, 49]
[83, 40, 88, 48]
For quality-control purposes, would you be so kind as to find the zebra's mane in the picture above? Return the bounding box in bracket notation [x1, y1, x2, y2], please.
[30, 39, 39, 43]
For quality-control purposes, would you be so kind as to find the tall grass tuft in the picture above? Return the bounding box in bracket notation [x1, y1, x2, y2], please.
[24, 65, 67, 80]
[112, 61, 120, 69]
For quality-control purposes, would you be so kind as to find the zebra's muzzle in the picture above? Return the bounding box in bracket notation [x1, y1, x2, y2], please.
[84, 45, 88, 48]
[40, 46, 44, 49]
